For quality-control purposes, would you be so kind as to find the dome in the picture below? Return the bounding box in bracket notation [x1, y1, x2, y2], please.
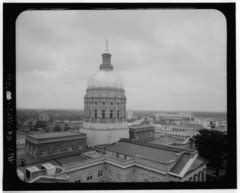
[87, 70, 124, 90]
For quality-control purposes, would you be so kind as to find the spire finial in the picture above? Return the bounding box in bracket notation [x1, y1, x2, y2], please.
[105, 37, 109, 51]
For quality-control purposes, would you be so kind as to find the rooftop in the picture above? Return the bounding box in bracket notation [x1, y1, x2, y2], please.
[185, 156, 206, 175]
[129, 124, 154, 130]
[56, 154, 87, 166]
[41, 163, 55, 169]
[27, 131, 86, 140]
[170, 153, 191, 174]
[105, 139, 184, 163]
[26, 166, 40, 172]
[148, 135, 185, 146]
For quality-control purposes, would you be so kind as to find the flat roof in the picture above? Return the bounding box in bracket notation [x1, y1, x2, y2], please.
[105, 140, 181, 163]
[149, 135, 185, 145]
[41, 163, 55, 169]
[27, 131, 86, 140]
[17, 160, 61, 176]
[56, 154, 87, 166]
[82, 151, 102, 159]
[26, 166, 40, 172]
[129, 125, 154, 130]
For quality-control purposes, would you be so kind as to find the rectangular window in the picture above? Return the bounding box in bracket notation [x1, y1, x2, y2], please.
[41, 150, 48, 156]
[89, 110, 91, 118]
[94, 110, 97, 118]
[117, 110, 120, 118]
[126, 173, 132, 181]
[129, 132, 134, 139]
[102, 110, 105, 119]
[110, 110, 113, 119]
[87, 174, 93, 181]
[108, 170, 113, 177]
[116, 173, 121, 181]
[98, 170, 103, 177]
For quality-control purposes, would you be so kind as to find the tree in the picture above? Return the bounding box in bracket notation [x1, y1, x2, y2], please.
[194, 129, 227, 176]
[53, 124, 62, 132]
[63, 123, 70, 131]
[34, 121, 47, 130]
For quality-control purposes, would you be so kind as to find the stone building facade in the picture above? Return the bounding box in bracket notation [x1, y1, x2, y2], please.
[20, 139, 206, 183]
[129, 124, 155, 142]
[25, 132, 87, 158]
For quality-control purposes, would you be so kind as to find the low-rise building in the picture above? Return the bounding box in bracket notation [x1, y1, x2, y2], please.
[25, 131, 87, 158]
[39, 113, 50, 122]
[154, 123, 204, 139]
[129, 124, 155, 142]
[18, 139, 206, 183]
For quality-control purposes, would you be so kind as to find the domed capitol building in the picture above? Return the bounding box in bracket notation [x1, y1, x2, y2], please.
[80, 41, 129, 145]
[17, 41, 207, 184]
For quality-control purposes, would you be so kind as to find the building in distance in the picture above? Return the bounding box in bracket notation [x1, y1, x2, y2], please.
[39, 113, 50, 122]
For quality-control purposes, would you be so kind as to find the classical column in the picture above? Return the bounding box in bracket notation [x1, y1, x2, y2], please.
[202, 169, 206, 182]
[198, 171, 202, 182]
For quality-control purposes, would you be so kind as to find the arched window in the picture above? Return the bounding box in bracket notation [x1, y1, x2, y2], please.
[18, 159, 26, 167]
[40, 147, 49, 156]
[77, 142, 83, 149]
[54, 146, 62, 154]
[66, 144, 74, 151]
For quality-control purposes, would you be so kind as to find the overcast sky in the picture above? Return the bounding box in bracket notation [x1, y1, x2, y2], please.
[16, 9, 226, 112]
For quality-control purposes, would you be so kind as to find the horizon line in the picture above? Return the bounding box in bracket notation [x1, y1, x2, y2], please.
[16, 107, 227, 113]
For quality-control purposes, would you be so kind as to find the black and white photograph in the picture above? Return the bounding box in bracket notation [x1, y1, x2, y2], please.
[3, 2, 236, 190]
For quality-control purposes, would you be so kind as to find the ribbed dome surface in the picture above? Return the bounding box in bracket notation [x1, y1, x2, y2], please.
[87, 70, 124, 90]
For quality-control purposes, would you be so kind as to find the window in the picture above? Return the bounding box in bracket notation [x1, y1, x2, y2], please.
[87, 174, 93, 181]
[75, 179, 81, 183]
[54, 146, 62, 154]
[94, 110, 97, 118]
[102, 110, 105, 118]
[116, 173, 121, 180]
[126, 173, 132, 181]
[77, 143, 83, 149]
[108, 170, 113, 177]
[102, 102, 105, 105]
[98, 170, 103, 177]
[66, 144, 73, 151]
[117, 102, 120, 105]
[95, 102, 97, 105]
[111, 102, 113, 105]
[117, 110, 120, 118]
[110, 110, 113, 119]
[41, 148, 49, 156]
[89, 110, 91, 118]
